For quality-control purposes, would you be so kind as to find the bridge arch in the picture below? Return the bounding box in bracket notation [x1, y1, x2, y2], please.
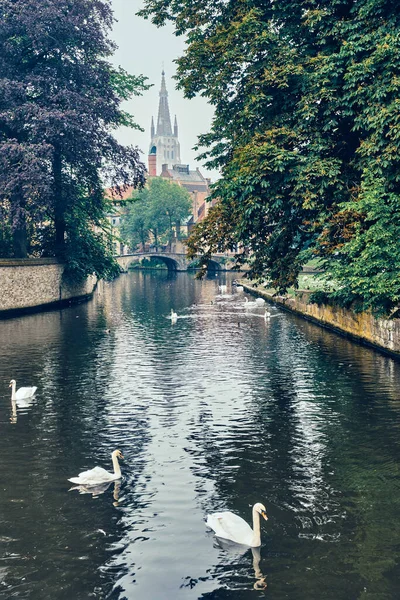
[146, 255, 179, 271]
[117, 253, 183, 272]
[187, 258, 221, 272]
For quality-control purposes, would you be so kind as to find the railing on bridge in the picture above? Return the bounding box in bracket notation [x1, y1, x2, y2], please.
[116, 248, 244, 273]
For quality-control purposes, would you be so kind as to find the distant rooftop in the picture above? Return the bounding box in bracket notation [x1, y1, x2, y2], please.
[162, 163, 208, 184]
[105, 186, 135, 201]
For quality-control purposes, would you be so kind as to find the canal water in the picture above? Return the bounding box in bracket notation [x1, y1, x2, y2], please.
[0, 271, 399, 600]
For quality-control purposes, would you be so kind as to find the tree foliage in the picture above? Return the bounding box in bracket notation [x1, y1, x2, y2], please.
[121, 177, 192, 251]
[140, 0, 400, 314]
[0, 0, 148, 279]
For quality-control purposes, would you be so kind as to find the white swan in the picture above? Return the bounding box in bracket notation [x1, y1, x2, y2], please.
[255, 297, 266, 305]
[236, 286, 244, 292]
[170, 309, 178, 323]
[9, 379, 37, 401]
[244, 298, 258, 309]
[206, 502, 268, 547]
[68, 449, 124, 486]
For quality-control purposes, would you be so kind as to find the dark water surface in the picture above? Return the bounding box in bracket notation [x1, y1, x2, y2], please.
[0, 271, 399, 600]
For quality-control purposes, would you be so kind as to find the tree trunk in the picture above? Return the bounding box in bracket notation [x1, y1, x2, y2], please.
[53, 144, 65, 256]
[168, 215, 173, 252]
[13, 225, 28, 258]
[10, 196, 28, 258]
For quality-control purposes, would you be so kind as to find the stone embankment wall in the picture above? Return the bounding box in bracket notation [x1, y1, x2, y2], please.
[0, 258, 97, 317]
[241, 282, 400, 358]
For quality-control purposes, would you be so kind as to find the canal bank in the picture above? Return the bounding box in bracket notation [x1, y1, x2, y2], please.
[0, 258, 97, 318]
[241, 280, 400, 359]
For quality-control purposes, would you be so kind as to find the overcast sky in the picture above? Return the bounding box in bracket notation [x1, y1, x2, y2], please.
[110, 0, 219, 180]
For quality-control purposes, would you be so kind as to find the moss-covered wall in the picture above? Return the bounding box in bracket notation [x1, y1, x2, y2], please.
[0, 259, 96, 316]
[241, 283, 400, 357]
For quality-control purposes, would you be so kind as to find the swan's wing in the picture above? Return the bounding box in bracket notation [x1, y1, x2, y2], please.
[68, 466, 113, 485]
[207, 511, 254, 545]
[15, 386, 37, 400]
[16, 398, 34, 408]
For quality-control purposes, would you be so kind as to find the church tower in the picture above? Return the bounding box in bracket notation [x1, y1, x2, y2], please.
[149, 71, 181, 175]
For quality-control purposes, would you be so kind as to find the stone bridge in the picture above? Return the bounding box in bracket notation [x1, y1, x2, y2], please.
[116, 252, 230, 273]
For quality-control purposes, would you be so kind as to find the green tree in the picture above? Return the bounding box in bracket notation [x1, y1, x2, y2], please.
[0, 0, 148, 280]
[149, 178, 192, 249]
[120, 197, 150, 252]
[121, 178, 192, 251]
[140, 0, 400, 313]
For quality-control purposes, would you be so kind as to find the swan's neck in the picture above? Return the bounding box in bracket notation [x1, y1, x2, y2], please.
[251, 507, 262, 547]
[10, 382, 16, 401]
[112, 454, 121, 478]
[11, 398, 17, 422]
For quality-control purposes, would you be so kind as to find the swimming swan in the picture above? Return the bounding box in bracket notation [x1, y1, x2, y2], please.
[68, 449, 124, 486]
[170, 309, 178, 323]
[206, 502, 268, 547]
[255, 297, 266, 305]
[244, 298, 258, 309]
[9, 379, 37, 401]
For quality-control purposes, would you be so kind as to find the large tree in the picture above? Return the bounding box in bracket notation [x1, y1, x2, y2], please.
[121, 177, 192, 251]
[0, 0, 147, 277]
[140, 0, 400, 314]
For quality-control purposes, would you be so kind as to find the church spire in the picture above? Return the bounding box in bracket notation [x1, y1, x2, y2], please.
[156, 70, 172, 136]
[149, 68, 181, 175]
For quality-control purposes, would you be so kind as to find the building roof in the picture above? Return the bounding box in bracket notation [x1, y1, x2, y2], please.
[104, 186, 135, 201]
[161, 164, 210, 193]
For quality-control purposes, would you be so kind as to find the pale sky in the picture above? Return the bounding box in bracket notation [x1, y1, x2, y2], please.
[110, 0, 219, 181]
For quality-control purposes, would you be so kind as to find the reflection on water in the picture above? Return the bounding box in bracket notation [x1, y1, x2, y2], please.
[213, 540, 267, 591]
[0, 271, 400, 599]
[251, 547, 267, 590]
[69, 479, 121, 505]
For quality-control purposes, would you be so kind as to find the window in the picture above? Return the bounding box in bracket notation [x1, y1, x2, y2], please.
[167, 151, 170, 158]
[171, 151, 174, 159]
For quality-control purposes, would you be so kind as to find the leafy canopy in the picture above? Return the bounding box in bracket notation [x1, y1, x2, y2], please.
[0, 0, 148, 279]
[121, 177, 192, 250]
[140, 0, 400, 314]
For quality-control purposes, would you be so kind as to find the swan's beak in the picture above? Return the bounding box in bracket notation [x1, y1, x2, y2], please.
[261, 510, 268, 521]
[120, 453, 124, 460]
